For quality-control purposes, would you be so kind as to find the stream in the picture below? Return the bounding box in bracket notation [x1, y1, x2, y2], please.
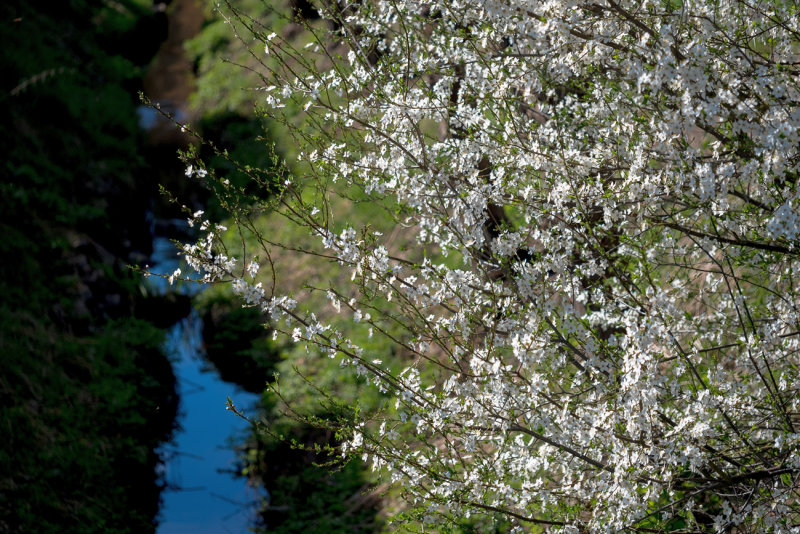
[148, 235, 263, 534]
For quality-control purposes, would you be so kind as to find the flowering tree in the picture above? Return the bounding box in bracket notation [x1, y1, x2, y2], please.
[178, 0, 800, 531]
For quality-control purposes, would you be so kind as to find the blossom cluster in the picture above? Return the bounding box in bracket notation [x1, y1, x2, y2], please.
[185, 0, 800, 531]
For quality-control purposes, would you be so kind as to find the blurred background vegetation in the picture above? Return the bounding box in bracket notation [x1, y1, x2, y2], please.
[0, 0, 385, 532]
[0, 1, 179, 532]
[1, 0, 511, 531]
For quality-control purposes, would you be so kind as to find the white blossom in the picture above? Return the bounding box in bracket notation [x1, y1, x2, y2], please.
[180, 0, 800, 530]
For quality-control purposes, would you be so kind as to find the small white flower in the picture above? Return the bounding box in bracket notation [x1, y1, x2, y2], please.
[168, 268, 181, 285]
[264, 32, 276, 54]
[247, 260, 260, 278]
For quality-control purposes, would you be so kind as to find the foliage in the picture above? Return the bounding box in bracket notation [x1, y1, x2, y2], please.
[0, 313, 176, 534]
[185, 0, 273, 116]
[197, 289, 280, 393]
[237, 397, 382, 533]
[180, 0, 800, 532]
[0, 1, 178, 532]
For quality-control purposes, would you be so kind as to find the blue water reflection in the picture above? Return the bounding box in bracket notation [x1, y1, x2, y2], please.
[150, 236, 263, 533]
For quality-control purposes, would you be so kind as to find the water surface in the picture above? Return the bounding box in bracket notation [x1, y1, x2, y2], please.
[150, 236, 262, 534]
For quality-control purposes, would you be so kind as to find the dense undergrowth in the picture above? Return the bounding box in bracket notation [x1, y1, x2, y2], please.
[0, 2, 178, 532]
